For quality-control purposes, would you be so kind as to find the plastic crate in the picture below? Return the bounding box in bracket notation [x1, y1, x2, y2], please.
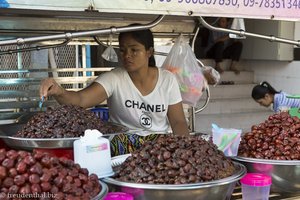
[91, 107, 109, 122]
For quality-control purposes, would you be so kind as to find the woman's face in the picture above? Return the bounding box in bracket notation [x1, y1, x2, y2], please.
[255, 94, 273, 107]
[119, 34, 152, 72]
[218, 17, 228, 28]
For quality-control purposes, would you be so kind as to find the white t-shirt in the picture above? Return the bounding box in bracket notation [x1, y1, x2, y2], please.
[94, 67, 182, 135]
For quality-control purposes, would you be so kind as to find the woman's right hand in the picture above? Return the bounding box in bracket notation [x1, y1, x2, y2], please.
[39, 78, 64, 99]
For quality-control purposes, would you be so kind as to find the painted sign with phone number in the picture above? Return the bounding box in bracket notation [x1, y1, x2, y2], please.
[4, 0, 300, 20]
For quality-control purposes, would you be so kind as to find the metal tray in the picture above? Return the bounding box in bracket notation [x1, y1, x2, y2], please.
[92, 181, 109, 200]
[102, 154, 246, 200]
[0, 122, 129, 150]
[107, 154, 246, 188]
[232, 156, 300, 194]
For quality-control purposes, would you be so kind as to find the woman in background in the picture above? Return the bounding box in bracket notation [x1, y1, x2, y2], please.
[252, 81, 300, 113]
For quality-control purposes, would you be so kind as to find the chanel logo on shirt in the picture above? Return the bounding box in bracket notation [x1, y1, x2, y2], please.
[140, 113, 152, 129]
[125, 100, 166, 112]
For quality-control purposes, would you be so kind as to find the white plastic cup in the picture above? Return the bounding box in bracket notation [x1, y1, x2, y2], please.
[240, 173, 272, 200]
[74, 129, 114, 178]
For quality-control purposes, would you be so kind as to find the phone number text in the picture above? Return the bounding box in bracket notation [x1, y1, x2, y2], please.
[159, 0, 300, 9]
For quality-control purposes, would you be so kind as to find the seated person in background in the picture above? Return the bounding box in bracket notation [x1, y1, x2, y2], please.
[252, 81, 300, 113]
[206, 17, 243, 74]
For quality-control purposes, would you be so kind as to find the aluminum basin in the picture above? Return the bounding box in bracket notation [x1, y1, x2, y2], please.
[233, 156, 300, 194]
[0, 121, 127, 150]
[92, 181, 109, 200]
[102, 154, 246, 200]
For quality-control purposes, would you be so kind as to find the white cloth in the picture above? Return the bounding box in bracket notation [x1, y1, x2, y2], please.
[94, 67, 182, 135]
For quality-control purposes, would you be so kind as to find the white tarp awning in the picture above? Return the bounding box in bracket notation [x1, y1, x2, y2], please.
[3, 0, 300, 21]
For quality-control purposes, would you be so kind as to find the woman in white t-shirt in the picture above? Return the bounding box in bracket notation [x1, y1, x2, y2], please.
[40, 25, 189, 155]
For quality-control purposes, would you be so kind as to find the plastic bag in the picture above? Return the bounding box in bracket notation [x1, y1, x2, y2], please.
[162, 35, 206, 106]
[101, 34, 118, 62]
[202, 65, 220, 86]
[212, 123, 241, 157]
[229, 18, 246, 39]
[102, 46, 118, 62]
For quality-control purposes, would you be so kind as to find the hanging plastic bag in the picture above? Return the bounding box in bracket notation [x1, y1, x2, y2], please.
[102, 34, 118, 62]
[202, 65, 220, 86]
[162, 35, 206, 106]
[229, 18, 246, 39]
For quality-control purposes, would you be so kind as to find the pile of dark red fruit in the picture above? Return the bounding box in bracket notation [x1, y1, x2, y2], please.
[15, 105, 126, 138]
[115, 135, 235, 184]
[239, 112, 300, 160]
[0, 149, 101, 200]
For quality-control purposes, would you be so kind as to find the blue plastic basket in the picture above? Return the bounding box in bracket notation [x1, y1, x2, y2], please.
[91, 107, 109, 122]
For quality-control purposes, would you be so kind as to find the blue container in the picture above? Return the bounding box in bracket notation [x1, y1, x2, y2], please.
[91, 107, 109, 122]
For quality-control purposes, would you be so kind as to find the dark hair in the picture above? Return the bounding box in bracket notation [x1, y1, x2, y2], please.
[251, 81, 280, 100]
[118, 24, 156, 67]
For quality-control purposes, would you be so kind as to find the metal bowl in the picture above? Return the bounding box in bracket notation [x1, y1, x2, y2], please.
[92, 181, 109, 200]
[102, 154, 246, 200]
[232, 156, 300, 194]
[0, 122, 128, 150]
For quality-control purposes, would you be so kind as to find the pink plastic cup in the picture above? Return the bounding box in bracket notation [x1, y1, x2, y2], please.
[240, 173, 272, 200]
[104, 192, 134, 200]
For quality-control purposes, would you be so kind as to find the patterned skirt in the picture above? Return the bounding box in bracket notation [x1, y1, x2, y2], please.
[110, 133, 159, 157]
